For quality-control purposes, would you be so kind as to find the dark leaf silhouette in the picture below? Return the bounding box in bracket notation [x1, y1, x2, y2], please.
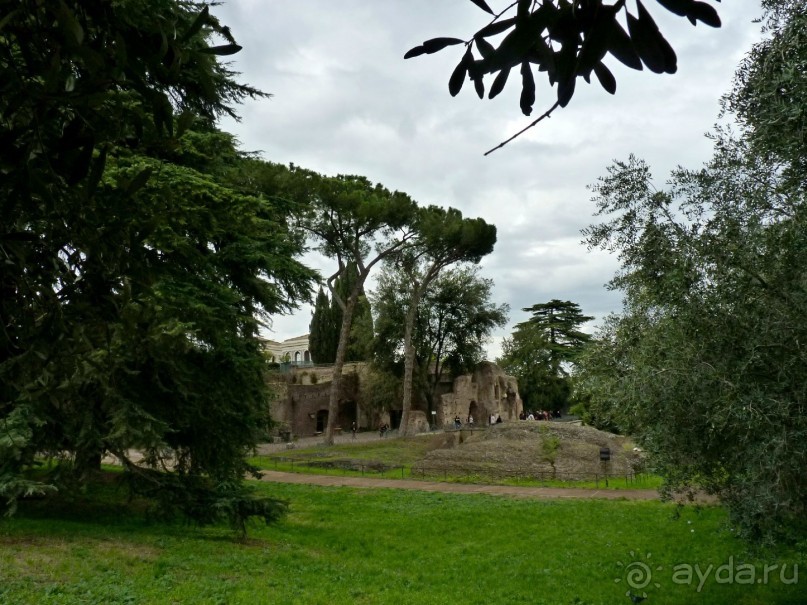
[475, 36, 495, 58]
[200, 43, 242, 56]
[424, 37, 465, 52]
[473, 73, 485, 98]
[607, 19, 644, 70]
[627, 6, 666, 74]
[405, 37, 465, 59]
[402, 0, 722, 150]
[593, 62, 616, 94]
[576, 10, 615, 76]
[476, 17, 516, 38]
[449, 48, 473, 96]
[488, 65, 511, 99]
[468, 0, 494, 15]
[519, 61, 535, 115]
[689, 1, 721, 27]
[656, 0, 691, 17]
[180, 4, 209, 41]
[557, 76, 575, 107]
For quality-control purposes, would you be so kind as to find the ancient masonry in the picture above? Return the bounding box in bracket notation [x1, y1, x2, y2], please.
[268, 361, 522, 438]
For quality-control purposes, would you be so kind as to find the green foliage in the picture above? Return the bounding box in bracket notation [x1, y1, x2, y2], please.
[393, 205, 498, 431]
[122, 472, 287, 537]
[334, 263, 374, 362]
[0, 0, 315, 527]
[372, 265, 508, 408]
[405, 0, 722, 144]
[577, 2, 807, 540]
[573, 8, 807, 543]
[498, 300, 592, 411]
[725, 1, 806, 190]
[358, 366, 403, 414]
[294, 171, 421, 442]
[309, 287, 337, 363]
[539, 425, 561, 476]
[308, 268, 374, 364]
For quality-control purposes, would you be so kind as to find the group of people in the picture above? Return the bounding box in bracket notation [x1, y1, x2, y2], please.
[519, 409, 560, 421]
[452, 413, 502, 428]
[369, 409, 559, 435]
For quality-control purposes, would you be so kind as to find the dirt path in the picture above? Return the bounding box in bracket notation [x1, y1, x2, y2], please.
[258, 470, 661, 500]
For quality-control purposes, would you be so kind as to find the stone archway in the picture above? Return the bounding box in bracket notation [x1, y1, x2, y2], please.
[316, 409, 328, 433]
[468, 400, 479, 424]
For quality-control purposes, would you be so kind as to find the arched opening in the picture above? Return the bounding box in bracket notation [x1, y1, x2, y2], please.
[468, 400, 479, 424]
[294, 351, 301, 364]
[316, 409, 328, 433]
[304, 350, 311, 363]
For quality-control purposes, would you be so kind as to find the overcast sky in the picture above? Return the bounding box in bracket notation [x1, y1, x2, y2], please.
[213, 0, 764, 359]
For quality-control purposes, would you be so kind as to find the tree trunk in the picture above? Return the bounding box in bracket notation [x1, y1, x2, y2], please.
[324, 291, 358, 445]
[399, 287, 423, 437]
[75, 447, 103, 479]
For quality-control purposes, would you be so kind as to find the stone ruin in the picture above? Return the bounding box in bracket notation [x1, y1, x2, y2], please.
[438, 361, 522, 428]
[268, 361, 522, 438]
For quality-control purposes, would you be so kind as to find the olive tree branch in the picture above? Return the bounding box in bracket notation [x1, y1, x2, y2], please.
[484, 100, 561, 155]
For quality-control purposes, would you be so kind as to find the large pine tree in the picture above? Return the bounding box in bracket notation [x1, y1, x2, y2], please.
[0, 1, 314, 529]
[499, 300, 592, 411]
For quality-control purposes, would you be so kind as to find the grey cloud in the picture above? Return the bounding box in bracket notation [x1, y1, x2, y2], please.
[211, 1, 764, 349]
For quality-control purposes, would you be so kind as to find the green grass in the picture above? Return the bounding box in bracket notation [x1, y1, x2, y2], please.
[0, 479, 803, 604]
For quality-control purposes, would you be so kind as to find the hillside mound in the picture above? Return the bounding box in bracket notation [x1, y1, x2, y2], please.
[412, 422, 641, 480]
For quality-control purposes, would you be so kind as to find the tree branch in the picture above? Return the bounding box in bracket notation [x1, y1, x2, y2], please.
[484, 100, 561, 156]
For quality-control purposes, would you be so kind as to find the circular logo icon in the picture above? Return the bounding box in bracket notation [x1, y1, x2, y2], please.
[615, 550, 663, 598]
[624, 560, 652, 590]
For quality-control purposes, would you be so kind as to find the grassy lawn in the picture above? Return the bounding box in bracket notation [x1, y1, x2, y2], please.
[0, 479, 803, 604]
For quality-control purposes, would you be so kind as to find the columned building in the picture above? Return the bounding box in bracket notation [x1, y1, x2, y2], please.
[262, 334, 311, 366]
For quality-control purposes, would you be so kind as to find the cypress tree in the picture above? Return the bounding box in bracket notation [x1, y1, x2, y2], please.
[334, 264, 374, 362]
[309, 287, 337, 363]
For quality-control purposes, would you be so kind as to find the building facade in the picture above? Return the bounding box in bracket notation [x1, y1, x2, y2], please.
[262, 334, 311, 366]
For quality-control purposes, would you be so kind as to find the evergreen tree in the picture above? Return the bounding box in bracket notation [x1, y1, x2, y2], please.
[520, 300, 594, 374]
[309, 287, 337, 363]
[499, 300, 592, 411]
[348, 289, 374, 362]
[299, 174, 420, 444]
[326, 263, 374, 363]
[0, 1, 314, 530]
